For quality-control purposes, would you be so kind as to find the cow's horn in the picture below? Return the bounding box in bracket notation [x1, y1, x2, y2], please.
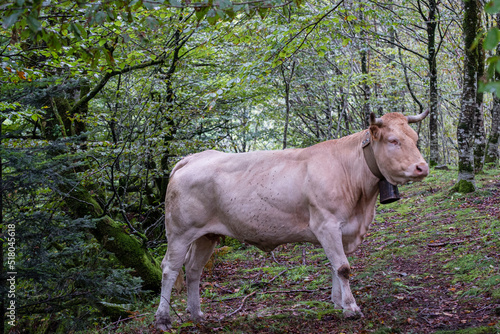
[369, 112, 383, 127]
[406, 109, 429, 123]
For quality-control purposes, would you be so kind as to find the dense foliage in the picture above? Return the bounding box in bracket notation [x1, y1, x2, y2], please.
[1, 0, 499, 332]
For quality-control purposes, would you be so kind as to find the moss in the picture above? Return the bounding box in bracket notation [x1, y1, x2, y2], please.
[373, 327, 401, 334]
[452, 179, 476, 193]
[458, 160, 474, 173]
[65, 186, 104, 217]
[492, 288, 500, 300]
[429, 160, 438, 168]
[94, 216, 162, 291]
[434, 327, 498, 334]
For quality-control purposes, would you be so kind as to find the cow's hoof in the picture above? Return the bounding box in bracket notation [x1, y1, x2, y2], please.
[188, 309, 204, 322]
[343, 309, 364, 319]
[154, 314, 172, 331]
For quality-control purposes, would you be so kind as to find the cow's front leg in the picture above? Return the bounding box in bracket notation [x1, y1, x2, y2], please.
[314, 223, 363, 318]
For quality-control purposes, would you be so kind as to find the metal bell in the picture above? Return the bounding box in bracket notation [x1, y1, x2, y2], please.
[378, 179, 400, 204]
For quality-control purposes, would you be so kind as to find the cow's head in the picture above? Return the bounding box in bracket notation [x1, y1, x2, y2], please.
[369, 111, 429, 185]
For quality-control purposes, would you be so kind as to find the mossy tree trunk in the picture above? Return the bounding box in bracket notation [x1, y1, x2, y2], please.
[485, 13, 500, 167]
[456, 0, 482, 193]
[360, 8, 371, 129]
[473, 12, 486, 174]
[50, 81, 162, 291]
[61, 184, 162, 291]
[486, 98, 500, 166]
[424, 0, 440, 167]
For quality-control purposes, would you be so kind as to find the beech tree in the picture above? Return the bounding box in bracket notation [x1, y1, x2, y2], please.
[456, 0, 482, 192]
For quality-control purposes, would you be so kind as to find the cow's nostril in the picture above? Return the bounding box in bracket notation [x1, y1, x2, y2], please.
[414, 163, 429, 176]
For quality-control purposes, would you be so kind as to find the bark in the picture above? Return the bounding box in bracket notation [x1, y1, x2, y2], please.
[485, 14, 500, 166]
[387, 12, 398, 113]
[456, 0, 481, 192]
[424, 0, 440, 167]
[360, 9, 371, 129]
[50, 83, 162, 291]
[281, 60, 296, 149]
[486, 98, 500, 165]
[473, 12, 486, 174]
[158, 27, 191, 203]
[361, 47, 371, 129]
[62, 184, 161, 291]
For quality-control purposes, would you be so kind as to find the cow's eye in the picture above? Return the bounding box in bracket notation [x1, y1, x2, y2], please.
[389, 139, 400, 146]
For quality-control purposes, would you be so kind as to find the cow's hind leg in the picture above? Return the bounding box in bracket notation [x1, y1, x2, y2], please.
[184, 235, 218, 322]
[155, 239, 190, 331]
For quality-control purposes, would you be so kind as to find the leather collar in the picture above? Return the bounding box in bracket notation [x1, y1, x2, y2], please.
[362, 131, 384, 179]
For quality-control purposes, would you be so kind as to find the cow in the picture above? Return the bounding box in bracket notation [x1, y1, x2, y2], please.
[154, 111, 429, 330]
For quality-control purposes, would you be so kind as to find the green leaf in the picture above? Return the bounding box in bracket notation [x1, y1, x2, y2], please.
[485, 0, 500, 14]
[27, 15, 42, 32]
[479, 80, 500, 98]
[258, 7, 269, 19]
[145, 16, 159, 30]
[94, 11, 107, 25]
[2, 10, 24, 29]
[169, 0, 182, 6]
[195, 6, 209, 21]
[206, 8, 218, 25]
[484, 28, 500, 50]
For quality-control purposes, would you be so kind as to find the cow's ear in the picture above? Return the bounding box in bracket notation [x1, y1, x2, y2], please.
[369, 125, 381, 141]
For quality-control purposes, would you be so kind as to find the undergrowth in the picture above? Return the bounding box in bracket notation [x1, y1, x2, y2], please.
[93, 167, 500, 334]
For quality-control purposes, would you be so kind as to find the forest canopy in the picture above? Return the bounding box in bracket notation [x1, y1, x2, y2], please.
[1, 0, 499, 332]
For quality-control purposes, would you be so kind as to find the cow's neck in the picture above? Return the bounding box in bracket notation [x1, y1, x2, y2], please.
[332, 129, 381, 204]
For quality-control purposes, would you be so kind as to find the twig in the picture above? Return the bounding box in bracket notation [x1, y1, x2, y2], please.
[271, 251, 282, 265]
[268, 269, 287, 284]
[163, 295, 184, 324]
[214, 283, 234, 294]
[219, 291, 256, 320]
[427, 237, 483, 248]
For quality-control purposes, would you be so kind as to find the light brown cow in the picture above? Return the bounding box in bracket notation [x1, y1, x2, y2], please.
[155, 111, 429, 330]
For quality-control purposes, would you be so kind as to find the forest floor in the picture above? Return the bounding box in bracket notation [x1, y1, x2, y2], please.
[97, 167, 500, 334]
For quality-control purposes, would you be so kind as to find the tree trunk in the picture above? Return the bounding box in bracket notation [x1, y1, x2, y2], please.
[361, 47, 371, 129]
[62, 184, 162, 291]
[281, 60, 296, 149]
[426, 0, 440, 167]
[51, 84, 162, 291]
[456, 0, 481, 193]
[485, 14, 500, 167]
[486, 98, 500, 166]
[158, 29, 182, 204]
[360, 9, 371, 129]
[474, 12, 486, 174]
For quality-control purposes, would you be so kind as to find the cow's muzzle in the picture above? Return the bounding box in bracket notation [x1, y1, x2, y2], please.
[411, 162, 429, 179]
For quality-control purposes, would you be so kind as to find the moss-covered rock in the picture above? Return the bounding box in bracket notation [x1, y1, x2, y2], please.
[452, 179, 476, 193]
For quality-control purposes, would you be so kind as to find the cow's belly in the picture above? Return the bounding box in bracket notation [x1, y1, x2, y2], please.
[214, 194, 318, 252]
